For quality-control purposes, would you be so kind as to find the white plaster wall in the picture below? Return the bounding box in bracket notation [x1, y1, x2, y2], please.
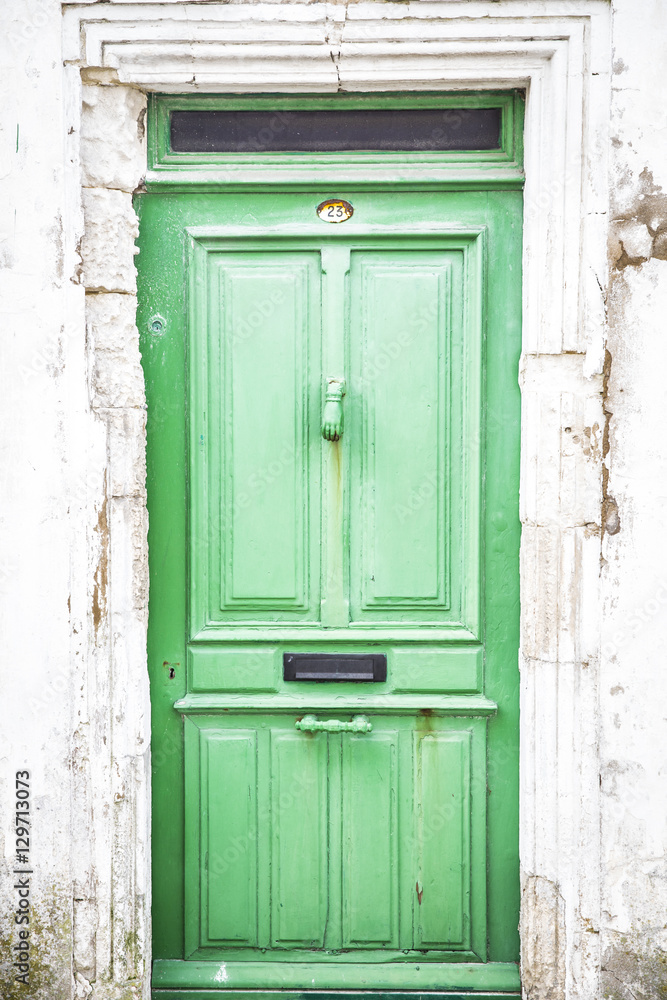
[0, 4, 150, 999]
[0, 2, 666, 999]
[0, 0, 79, 995]
[600, 2, 667, 996]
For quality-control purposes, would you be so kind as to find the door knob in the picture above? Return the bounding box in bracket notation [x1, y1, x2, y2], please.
[322, 377, 345, 441]
[295, 714, 372, 733]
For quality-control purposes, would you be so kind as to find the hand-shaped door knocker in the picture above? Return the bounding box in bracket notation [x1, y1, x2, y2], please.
[322, 377, 346, 442]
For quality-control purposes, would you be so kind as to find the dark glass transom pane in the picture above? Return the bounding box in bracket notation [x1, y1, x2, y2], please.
[170, 107, 502, 153]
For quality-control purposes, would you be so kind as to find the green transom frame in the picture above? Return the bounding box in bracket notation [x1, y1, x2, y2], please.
[138, 91, 523, 998]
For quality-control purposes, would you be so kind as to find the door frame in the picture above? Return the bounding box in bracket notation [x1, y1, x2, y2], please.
[65, 4, 611, 997]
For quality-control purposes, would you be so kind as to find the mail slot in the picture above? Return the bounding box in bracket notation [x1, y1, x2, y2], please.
[283, 653, 387, 682]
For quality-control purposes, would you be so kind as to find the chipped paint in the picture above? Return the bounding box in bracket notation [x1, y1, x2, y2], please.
[91, 497, 108, 638]
[214, 963, 229, 983]
[520, 875, 566, 1000]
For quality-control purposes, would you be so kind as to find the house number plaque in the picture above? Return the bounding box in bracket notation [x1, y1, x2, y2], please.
[317, 199, 354, 223]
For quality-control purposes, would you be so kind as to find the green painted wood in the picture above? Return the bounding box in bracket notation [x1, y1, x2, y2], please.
[391, 647, 482, 693]
[153, 993, 521, 1000]
[190, 233, 481, 644]
[271, 730, 329, 947]
[190, 250, 322, 629]
[152, 960, 521, 991]
[137, 97, 523, 995]
[205, 732, 258, 945]
[224, 262, 309, 606]
[341, 731, 398, 948]
[174, 695, 497, 715]
[414, 732, 470, 951]
[147, 92, 524, 188]
[184, 713, 486, 965]
[351, 254, 449, 612]
[344, 245, 479, 628]
[320, 246, 351, 628]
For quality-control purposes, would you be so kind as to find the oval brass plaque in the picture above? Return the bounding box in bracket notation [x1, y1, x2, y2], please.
[317, 199, 354, 224]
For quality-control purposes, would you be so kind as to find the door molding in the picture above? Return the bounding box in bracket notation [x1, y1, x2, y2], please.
[65, 3, 610, 997]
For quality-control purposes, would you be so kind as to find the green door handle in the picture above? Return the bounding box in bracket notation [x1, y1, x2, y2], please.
[322, 377, 345, 441]
[295, 714, 372, 734]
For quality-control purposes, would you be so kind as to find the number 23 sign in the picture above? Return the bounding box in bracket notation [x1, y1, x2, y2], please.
[317, 199, 354, 223]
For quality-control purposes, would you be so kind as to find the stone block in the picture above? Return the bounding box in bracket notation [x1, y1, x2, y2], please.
[81, 188, 139, 293]
[87, 293, 144, 408]
[102, 407, 147, 499]
[81, 84, 147, 193]
[520, 354, 603, 528]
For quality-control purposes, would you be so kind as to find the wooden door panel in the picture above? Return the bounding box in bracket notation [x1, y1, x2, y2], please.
[270, 730, 329, 947]
[349, 253, 452, 616]
[203, 730, 258, 946]
[414, 730, 474, 951]
[191, 251, 322, 630]
[186, 715, 486, 960]
[341, 731, 399, 948]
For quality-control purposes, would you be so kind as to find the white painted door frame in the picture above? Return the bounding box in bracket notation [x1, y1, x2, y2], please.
[63, 3, 611, 996]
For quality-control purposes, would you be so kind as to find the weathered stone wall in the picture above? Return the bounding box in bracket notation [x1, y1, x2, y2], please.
[600, 2, 667, 997]
[0, 6, 150, 998]
[0, 2, 666, 999]
[1, 1, 81, 996]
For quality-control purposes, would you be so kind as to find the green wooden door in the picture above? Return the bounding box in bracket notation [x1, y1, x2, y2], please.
[138, 138, 522, 999]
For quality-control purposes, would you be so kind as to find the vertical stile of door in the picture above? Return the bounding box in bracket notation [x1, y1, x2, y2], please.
[398, 726, 416, 952]
[183, 717, 198, 959]
[320, 246, 351, 627]
[189, 236, 210, 636]
[325, 732, 343, 951]
[460, 236, 483, 635]
[257, 724, 271, 950]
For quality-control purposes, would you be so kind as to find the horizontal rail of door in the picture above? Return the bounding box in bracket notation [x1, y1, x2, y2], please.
[175, 695, 497, 716]
[191, 628, 481, 642]
[186, 645, 484, 695]
[186, 226, 488, 245]
[152, 991, 521, 1000]
[152, 961, 521, 992]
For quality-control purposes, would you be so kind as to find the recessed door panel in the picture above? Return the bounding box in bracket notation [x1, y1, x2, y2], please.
[225, 266, 309, 606]
[342, 731, 399, 948]
[350, 255, 450, 612]
[203, 730, 258, 945]
[191, 251, 322, 628]
[348, 247, 480, 632]
[414, 730, 473, 950]
[270, 730, 328, 947]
